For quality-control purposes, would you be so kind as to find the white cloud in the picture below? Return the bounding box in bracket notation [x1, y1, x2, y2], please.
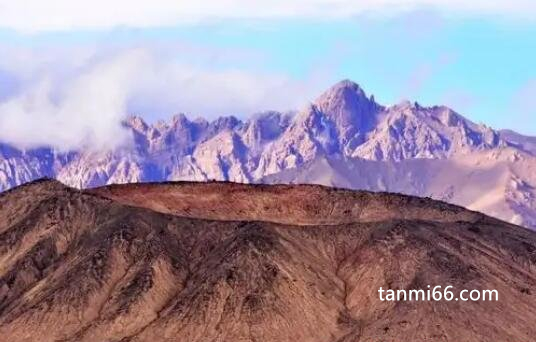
[0, 50, 141, 150]
[0, 46, 325, 150]
[0, 0, 535, 32]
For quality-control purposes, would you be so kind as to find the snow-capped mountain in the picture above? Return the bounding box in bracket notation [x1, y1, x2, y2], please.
[1, 80, 536, 228]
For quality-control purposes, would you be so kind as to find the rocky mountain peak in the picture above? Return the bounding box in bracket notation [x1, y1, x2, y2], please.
[314, 79, 373, 112]
[171, 113, 190, 127]
[312, 80, 380, 145]
[322, 79, 366, 95]
[124, 115, 149, 133]
[210, 115, 241, 131]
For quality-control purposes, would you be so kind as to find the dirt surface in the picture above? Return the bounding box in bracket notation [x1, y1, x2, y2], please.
[91, 181, 482, 225]
[0, 179, 535, 342]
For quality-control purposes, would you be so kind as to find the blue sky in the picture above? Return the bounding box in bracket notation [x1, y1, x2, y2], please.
[0, 1, 535, 148]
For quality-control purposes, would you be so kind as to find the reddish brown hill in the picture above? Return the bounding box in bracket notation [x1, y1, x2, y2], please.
[0, 179, 535, 342]
[91, 181, 482, 225]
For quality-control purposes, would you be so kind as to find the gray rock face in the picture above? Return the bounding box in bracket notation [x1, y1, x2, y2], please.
[1, 80, 536, 228]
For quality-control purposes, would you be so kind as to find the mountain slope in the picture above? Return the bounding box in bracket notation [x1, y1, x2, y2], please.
[1, 80, 535, 229]
[1, 179, 536, 342]
[264, 148, 536, 228]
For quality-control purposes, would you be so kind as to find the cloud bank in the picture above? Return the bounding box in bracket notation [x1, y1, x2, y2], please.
[0, 46, 324, 150]
[1, 0, 535, 32]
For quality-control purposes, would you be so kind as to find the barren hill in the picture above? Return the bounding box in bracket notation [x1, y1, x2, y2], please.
[1, 179, 536, 342]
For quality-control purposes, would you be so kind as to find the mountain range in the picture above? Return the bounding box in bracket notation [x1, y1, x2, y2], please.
[1, 80, 536, 229]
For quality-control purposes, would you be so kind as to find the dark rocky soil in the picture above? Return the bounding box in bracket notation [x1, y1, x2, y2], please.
[0, 179, 535, 341]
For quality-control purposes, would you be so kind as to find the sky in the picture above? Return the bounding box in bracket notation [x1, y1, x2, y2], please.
[0, 0, 535, 149]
